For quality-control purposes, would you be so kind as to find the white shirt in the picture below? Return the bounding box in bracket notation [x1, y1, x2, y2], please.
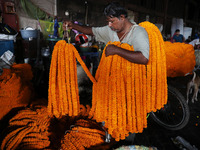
[92, 25, 149, 59]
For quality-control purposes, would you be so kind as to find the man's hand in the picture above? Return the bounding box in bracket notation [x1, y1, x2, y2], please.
[105, 44, 148, 65]
[62, 21, 93, 35]
[62, 21, 73, 31]
[105, 44, 119, 56]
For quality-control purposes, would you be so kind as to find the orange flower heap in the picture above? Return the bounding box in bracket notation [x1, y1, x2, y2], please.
[0, 63, 33, 120]
[164, 41, 196, 77]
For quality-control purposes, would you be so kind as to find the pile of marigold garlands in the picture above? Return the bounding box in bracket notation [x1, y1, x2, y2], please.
[0, 21, 196, 150]
[0, 63, 33, 120]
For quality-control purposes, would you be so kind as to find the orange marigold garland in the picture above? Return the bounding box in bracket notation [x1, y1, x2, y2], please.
[116, 55, 123, 137]
[89, 21, 168, 141]
[1, 106, 51, 150]
[0, 64, 33, 120]
[48, 41, 84, 118]
[60, 119, 105, 150]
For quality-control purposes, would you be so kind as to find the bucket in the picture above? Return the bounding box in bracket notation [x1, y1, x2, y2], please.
[20, 29, 38, 40]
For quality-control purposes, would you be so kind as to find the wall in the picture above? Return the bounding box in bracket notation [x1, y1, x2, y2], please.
[15, 0, 56, 29]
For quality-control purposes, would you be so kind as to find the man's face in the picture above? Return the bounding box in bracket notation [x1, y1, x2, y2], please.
[106, 16, 124, 32]
[175, 31, 180, 35]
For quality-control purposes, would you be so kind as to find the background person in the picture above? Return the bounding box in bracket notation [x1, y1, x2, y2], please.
[172, 29, 185, 43]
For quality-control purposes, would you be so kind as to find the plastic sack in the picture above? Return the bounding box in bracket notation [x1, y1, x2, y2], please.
[39, 20, 63, 39]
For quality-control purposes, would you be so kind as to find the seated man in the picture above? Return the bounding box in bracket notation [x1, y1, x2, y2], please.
[173, 29, 185, 43]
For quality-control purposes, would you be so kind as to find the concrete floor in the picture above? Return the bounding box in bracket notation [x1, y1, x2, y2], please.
[115, 76, 200, 150]
[133, 103, 200, 150]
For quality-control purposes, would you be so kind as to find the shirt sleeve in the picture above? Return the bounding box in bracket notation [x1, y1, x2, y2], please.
[92, 26, 111, 44]
[132, 26, 150, 59]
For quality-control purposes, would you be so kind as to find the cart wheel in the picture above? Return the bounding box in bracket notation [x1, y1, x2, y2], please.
[150, 85, 190, 130]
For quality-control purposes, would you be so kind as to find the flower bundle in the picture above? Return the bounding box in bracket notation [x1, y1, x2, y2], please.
[88, 22, 167, 141]
[1, 106, 51, 150]
[61, 119, 105, 150]
[48, 41, 96, 118]
[164, 41, 195, 77]
[48, 41, 79, 118]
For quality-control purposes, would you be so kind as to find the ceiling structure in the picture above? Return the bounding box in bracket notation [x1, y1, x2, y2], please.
[58, 0, 200, 36]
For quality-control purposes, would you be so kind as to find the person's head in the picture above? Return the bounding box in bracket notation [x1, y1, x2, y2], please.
[175, 29, 180, 35]
[104, 2, 128, 32]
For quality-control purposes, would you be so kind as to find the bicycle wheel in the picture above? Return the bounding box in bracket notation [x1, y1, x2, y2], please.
[150, 85, 190, 130]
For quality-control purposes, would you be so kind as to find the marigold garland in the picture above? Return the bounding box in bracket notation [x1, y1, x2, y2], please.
[1, 106, 51, 150]
[60, 119, 105, 150]
[48, 42, 96, 118]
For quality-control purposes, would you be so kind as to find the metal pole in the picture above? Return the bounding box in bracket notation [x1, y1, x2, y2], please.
[163, 0, 169, 35]
[85, 1, 88, 25]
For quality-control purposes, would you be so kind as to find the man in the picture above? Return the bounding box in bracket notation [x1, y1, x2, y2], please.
[172, 29, 185, 43]
[63, 2, 151, 143]
[63, 2, 149, 65]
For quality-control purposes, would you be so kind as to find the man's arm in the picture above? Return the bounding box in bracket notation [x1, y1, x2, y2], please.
[63, 21, 93, 35]
[105, 44, 148, 65]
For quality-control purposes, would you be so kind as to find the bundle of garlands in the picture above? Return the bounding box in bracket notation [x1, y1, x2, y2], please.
[1, 106, 50, 150]
[1, 104, 106, 150]
[61, 118, 105, 150]
[48, 21, 168, 142]
[0, 63, 33, 119]
[164, 41, 195, 77]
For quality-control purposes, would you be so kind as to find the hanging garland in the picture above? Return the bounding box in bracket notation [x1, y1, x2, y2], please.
[89, 21, 168, 141]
